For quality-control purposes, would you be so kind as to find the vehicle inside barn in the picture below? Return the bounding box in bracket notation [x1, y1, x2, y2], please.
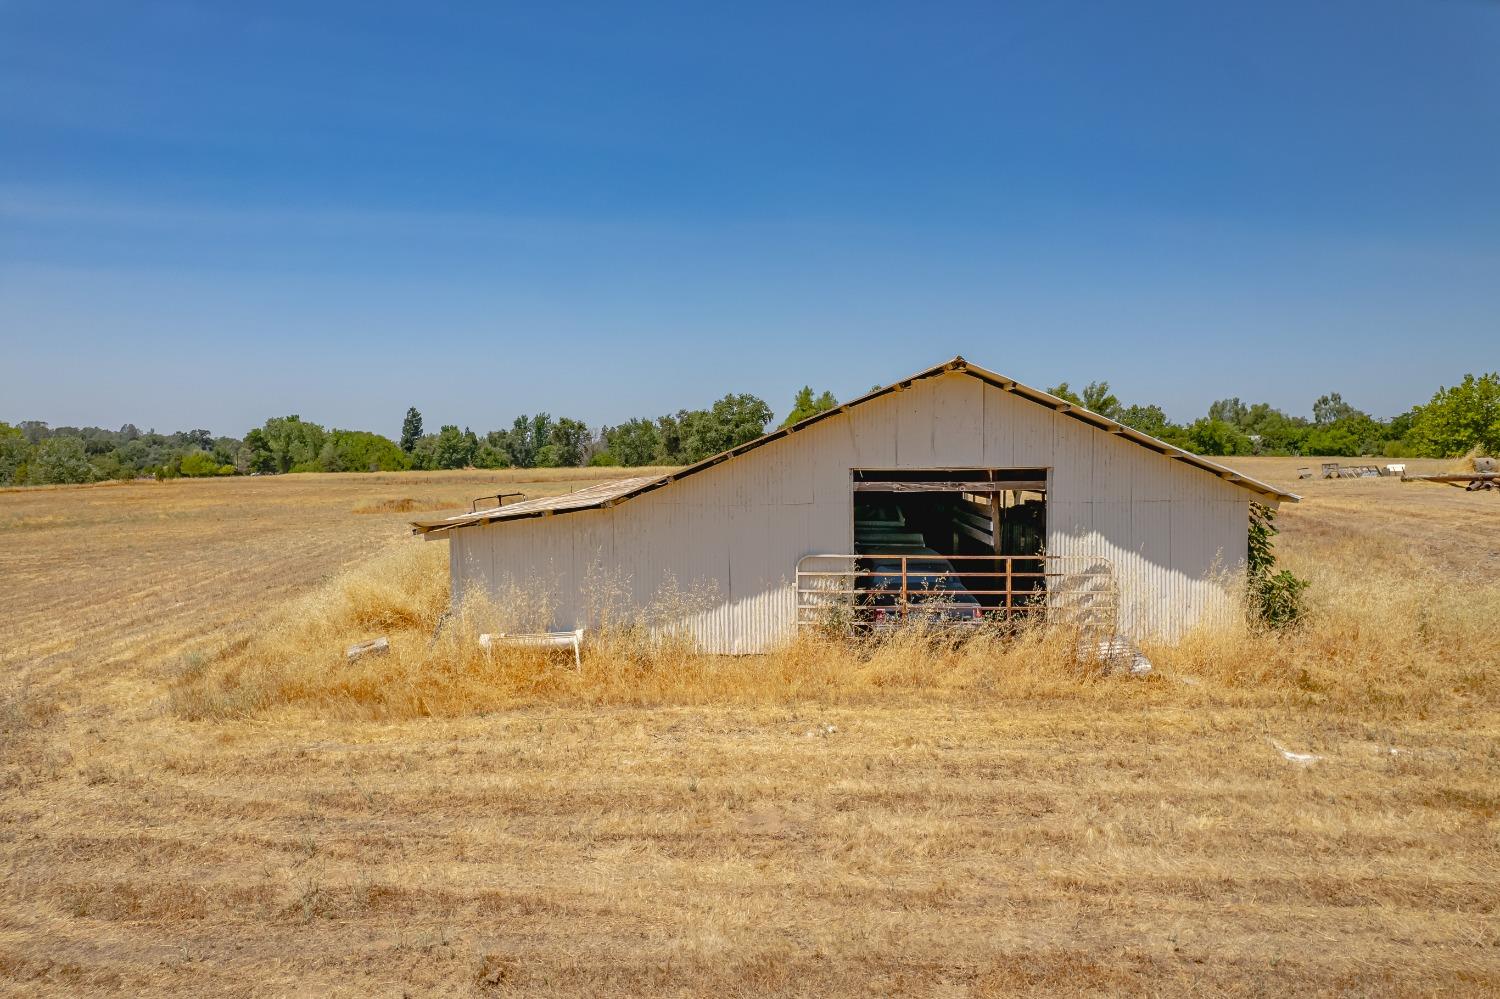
[851, 468, 1047, 625]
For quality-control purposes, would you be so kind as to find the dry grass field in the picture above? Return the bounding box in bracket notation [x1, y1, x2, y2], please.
[2, 459, 1498, 996]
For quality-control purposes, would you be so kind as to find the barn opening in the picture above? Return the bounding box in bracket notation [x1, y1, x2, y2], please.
[851, 468, 1048, 621]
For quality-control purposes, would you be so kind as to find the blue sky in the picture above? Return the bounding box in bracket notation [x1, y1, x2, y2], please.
[2, 1, 1496, 438]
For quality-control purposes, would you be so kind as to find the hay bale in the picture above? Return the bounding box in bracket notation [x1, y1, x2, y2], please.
[1450, 446, 1495, 474]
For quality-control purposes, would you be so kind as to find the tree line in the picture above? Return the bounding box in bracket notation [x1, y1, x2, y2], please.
[3, 373, 1495, 486]
[1042, 373, 1498, 459]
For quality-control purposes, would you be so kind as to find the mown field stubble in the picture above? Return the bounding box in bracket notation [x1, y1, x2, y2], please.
[2, 459, 1498, 996]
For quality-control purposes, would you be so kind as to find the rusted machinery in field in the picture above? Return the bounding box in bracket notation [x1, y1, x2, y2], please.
[1401, 457, 1498, 492]
[1304, 462, 1406, 480]
[1316, 462, 1384, 479]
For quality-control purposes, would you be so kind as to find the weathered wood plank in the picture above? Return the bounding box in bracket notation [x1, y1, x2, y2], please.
[1400, 472, 1498, 483]
[853, 480, 1047, 493]
[346, 636, 389, 661]
[954, 521, 995, 546]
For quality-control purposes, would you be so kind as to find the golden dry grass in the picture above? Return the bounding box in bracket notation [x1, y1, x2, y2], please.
[2, 458, 1498, 996]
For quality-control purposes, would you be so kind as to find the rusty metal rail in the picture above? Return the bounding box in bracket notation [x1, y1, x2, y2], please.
[470, 491, 527, 513]
[795, 552, 1118, 632]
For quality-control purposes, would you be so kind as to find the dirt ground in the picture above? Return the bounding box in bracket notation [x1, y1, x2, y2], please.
[1234, 456, 1499, 579]
[2, 459, 1497, 996]
[0, 468, 668, 695]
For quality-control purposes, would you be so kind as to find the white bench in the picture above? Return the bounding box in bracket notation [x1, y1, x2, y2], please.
[479, 627, 584, 669]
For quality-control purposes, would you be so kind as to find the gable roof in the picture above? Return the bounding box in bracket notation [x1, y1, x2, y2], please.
[412, 356, 1298, 535]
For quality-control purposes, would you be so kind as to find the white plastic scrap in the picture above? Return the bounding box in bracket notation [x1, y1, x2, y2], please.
[1269, 739, 1322, 765]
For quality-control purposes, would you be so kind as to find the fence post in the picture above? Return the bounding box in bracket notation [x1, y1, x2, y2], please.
[900, 555, 908, 620]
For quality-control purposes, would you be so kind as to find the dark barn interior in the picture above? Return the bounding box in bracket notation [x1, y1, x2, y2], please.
[851, 469, 1047, 617]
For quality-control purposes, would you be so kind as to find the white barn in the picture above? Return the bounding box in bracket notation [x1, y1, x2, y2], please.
[414, 357, 1298, 652]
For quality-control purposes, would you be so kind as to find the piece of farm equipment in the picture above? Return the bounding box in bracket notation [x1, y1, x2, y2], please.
[1400, 472, 1499, 491]
[1401, 457, 1497, 491]
[471, 492, 526, 513]
[1320, 462, 1382, 479]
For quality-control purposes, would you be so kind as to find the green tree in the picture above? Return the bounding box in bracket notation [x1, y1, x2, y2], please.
[1304, 412, 1382, 456]
[321, 430, 411, 472]
[1239, 402, 1280, 434]
[179, 450, 233, 477]
[1384, 410, 1415, 443]
[1408, 373, 1500, 457]
[433, 425, 473, 469]
[239, 428, 274, 474]
[529, 414, 554, 467]
[408, 433, 439, 470]
[472, 442, 511, 469]
[601, 418, 663, 466]
[1248, 410, 1311, 455]
[1045, 380, 1121, 418]
[0, 423, 32, 485]
[501, 414, 549, 469]
[1046, 382, 1082, 406]
[1247, 503, 1308, 628]
[1302, 423, 1362, 456]
[1313, 392, 1357, 426]
[1080, 381, 1120, 419]
[400, 407, 423, 453]
[89, 451, 126, 481]
[677, 393, 772, 462]
[0, 421, 250, 482]
[480, 430, 513, 466]
[117, 438, 150, 475]
[714, 393, 773, 448]
[211, 437, 240, 468]
[655, 414, 684, 463]
[1208, 397, 1249, 427]
[549, 418, 591, 467]
[1117, 404, 1173, 438]
[30, 436, 96, 484]
[1185, 418, 1252, 457]
[316, 439, 344, 472]
[259, 416, 327, 473]
[780, 386, 838, 428]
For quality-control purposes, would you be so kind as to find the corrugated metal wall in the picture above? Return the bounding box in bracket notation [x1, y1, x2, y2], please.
[453, 372, 1249, 652]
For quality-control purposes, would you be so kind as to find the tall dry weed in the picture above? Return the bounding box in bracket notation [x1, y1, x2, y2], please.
[1449, 444, 1491, 473]
[1158, 541, 1499, 715]
[172, 537, 1499, 722]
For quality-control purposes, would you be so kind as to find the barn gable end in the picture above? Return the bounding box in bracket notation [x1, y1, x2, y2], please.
[432, 363, 1283, 652]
